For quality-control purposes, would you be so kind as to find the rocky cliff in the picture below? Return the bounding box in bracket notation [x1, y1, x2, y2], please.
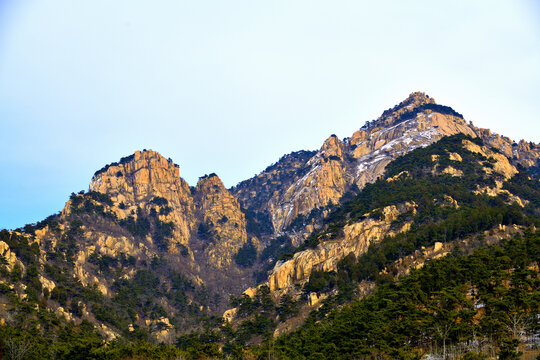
[86, 150, 249, 270]
[194, 174, 248, 268]
[89, 150, 195, 249]
[233, 92, 540, 236]
[267, 202, 416, 293]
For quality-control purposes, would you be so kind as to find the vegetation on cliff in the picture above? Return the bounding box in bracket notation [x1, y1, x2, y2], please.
[270, 229, 539, 360]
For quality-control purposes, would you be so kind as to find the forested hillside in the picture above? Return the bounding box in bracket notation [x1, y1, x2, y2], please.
[271, 229, 539, 359]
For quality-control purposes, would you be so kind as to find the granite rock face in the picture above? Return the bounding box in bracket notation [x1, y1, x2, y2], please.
[266, 202, 416, 292]
[195, 174, 248, 268]
[89, 150, 195, 248]
[87, 150, 249, 269]
[234, 92, 539, 235]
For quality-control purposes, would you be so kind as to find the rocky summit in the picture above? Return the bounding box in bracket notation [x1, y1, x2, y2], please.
[1, 92, 539, 359]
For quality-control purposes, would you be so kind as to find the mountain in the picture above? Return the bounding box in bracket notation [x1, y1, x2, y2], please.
[0, 92, 538, 359]
[234, 92, 538, 241]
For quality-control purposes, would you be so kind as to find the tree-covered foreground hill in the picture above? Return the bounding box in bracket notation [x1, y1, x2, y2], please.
[3, 230, 536, 359]
[268, 229, 539, 360]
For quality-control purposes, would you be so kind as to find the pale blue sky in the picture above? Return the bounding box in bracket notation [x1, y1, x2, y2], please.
[1, 1, 539, 229]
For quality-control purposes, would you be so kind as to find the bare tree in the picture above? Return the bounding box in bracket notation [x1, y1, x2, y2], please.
[4, 338, 31, 360]
[504, 311, 529, 341]
[433, 321, 454, 359]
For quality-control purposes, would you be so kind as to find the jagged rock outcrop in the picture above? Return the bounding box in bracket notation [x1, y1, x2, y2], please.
[89, 150, 195, 247]
[266, 202, 416, 292]
[0, 240, 24, 272]
[268, 135, 350, 233]
[195, 174, 248, 268]
[387, 224, 525, 278]
[0, 149, 259, 340]
[462, 139, 518, 180]
[233, 151, 316, 213]
[475, 129, 540, 168]
[86, 150, 250, 269]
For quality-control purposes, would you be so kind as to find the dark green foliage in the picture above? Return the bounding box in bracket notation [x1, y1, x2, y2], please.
[255, 235, 295, 282]
[177, 243, 189, 257]
[276, 293, 300, 320]
[88, 252, 118, 272]
[286, 207, 325, 232]
[119, 208, 151, 237]
[383, 134, 483, 179]
[261, 134, 539, 358]
[86, 191, 114, 206]
[21, 213, 61, 234]
[93, 154, 135, 177]
[0, 323, 186, 360]
[10, 263, 22, 282]
[228, 286, 277, 345]
[0, 229, 39, 265]
[243, 207, 274, 236]
[273, 231, 540, 359]
[109, 269, 164, 329]
[235, 314, 276, 343]
[259, 235, 295, 263]
[346, 202, 531, 283]
[370, 208, 384, 220]
[303, 270, 336, 293]
[503, 164, 540, 211]
[197, 222, 213, 239]
[327, 155, 342, 162]
[24, 263, 42, 300]
[51, 286, 68, 306]
[149, 196, 168, 206]
[153, 219, 175, 251]
[159, 206, 172, 215]
[69, 191, 117, 220]
[390, 103, 464, 126]
[234, 239, 257, 267]
[199, 173, 218, 180]
[498, 338, 522, 359]
[176, 330, 222, 359]
[293, 232, 321, 252]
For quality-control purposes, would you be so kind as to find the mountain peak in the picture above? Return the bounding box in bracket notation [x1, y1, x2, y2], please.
[377, 91, 436, 122]
[320, 135, 344, 158]
[87, 149, 191, 225]
[92, 149, 178, 179]
[196, 173, 225, 193]
[403, 91, 435, 106]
